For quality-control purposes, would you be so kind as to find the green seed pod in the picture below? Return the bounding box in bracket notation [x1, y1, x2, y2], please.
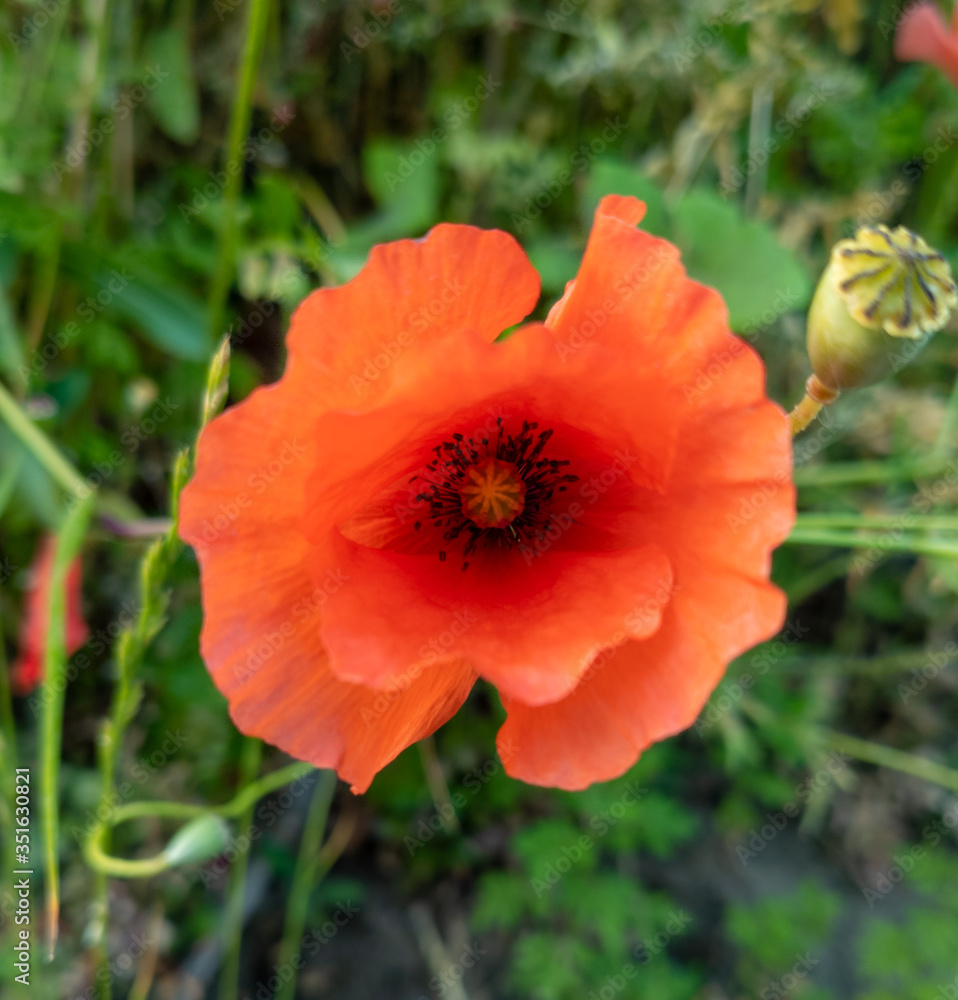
[807, 224, 957, 392]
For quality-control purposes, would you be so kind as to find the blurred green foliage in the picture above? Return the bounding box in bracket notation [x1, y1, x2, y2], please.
[3, 0, 958, 997]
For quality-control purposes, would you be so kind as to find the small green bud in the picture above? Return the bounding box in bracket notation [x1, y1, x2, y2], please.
[162, 814, 230, 867]
[807, 224, 957, 392]
[201, 335, 231, 428]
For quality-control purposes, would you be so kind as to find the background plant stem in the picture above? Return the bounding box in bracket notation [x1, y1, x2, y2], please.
[218, 736, 263, 1000]
[0, 381, 88, 498]
[208, 0, 272, 341]
[275, 770, 337, 1000]
[0, 612, 18, 988]
[39, 494, 95, 958]
[785, 526, 958, 559]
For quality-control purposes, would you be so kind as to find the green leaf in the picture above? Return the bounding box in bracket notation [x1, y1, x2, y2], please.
[93, 268, 209, 360]
[510, 932, 594, 1000]
[472, 871, 532, 931]
[60, 243, 210, 360]
[513, 818, 598, 881]
[96, 275, 206, 361]
[728, 881, 841, 974]
[525, 238, 580, 294]
[144, 29, 200, 144]
[671, 189, 811, 332]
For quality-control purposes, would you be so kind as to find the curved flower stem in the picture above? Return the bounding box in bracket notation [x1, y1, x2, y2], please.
[84, 838, 171, 880]
[0, 381, 89, 499]
[275, 771, 338, 1000]
[788, 375, 839, 436]
[207, 0, 272, 341]
[785, 526, 958, 559]
[84, 761, 316, 878]
[39, 494, 95, 959]
[219, 737, 262, 1000]
[216, 759, 314, 819]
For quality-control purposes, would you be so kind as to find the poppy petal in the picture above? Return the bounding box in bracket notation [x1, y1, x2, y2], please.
[11, 536, 88, 695]
[191, 521, 476, 794]
[181, 196, 795, 792]
[498, 575, 786, 790]
[895, 2, 958, 86]
[317, 540, 673, 706]
[287, 224, 541, 409]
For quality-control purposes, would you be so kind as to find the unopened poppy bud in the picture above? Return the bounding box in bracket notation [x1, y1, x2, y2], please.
[162, 814, 230, 867]
[806, 224, 956, 392]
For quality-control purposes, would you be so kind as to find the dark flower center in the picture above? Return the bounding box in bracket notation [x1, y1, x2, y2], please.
[410, 418, 578, 569]
[460, 457, 527, 529]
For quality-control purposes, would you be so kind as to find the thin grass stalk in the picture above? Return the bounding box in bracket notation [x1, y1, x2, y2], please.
[0, 381, 88, 498]
[218, 737, 262, 1000]
[794, 455, 951, 488]
[275, 771, 337, 1000]
[208, 0, 272, 340]
[785, 526, 958, 559]
[39, 494, 95, 958]
[0, 610, 19, 987]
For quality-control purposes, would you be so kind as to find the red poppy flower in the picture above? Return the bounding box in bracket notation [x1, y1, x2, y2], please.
[895, 1, 958, 86]
[179, 195, 794, 792]
[11, 536, 88, 695]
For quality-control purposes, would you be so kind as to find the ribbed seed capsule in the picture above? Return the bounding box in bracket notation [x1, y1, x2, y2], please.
[807, 224, 957, 391]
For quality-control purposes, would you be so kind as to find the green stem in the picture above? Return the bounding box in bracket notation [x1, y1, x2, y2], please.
[418, 735, 460, 834]
[0, 611, 18, 988]
[770, 649, 957, 677]
[94, 760, 314, 832]
[86, 455, 190, 994]
[826, 731, 958, 794]
[39, 494, 95, 959]
[216, 759, 314, 819]
[795, 513, 958, 531]
[275, 771, 337, 1000]
[794, 456, 949, 488]
[25, 238, 61, 361]
[742, 698, 958, 796]
[785, 526, 958, 559]
[0, 381, 89, 498]
[84, 761, 315, 880]
[933, 368, 958, 461]
[0, 609, 15, 776]
[207, 0, 272, 340]
[0, 449, 23, 517]
[219, 738, 262, 1000]
[83, 341, 226, 988]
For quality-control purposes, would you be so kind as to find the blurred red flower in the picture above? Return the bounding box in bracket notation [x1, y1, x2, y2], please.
[179, 196, 794, 792]
[11, 536, 88, 695]
[895, 1, 958, 86]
